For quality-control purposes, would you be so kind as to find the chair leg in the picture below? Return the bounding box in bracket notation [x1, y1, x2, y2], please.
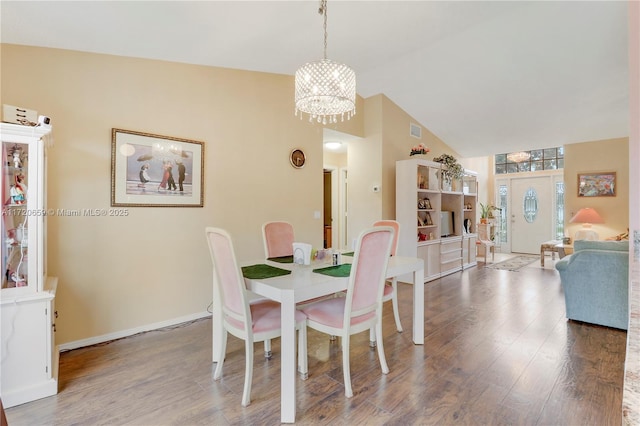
[264, 339, 272, 359]
[214, 330, 227, 380]
[241, 337, 254, 407]
[297, 323, 308, 379]
[375, 319, 390, 375]
[369, 326, 376, 348]
[391, 279, 403, 332]
[342, 333, 353, 398]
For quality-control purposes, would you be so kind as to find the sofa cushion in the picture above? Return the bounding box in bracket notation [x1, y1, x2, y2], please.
[574, 240, 629, 253]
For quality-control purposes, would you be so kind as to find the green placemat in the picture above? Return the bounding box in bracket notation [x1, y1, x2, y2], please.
[242, 264, 292, 279]
[267, 255, 294, 264]
[342, 251, 355, 257]
[313, 264, 352, 277]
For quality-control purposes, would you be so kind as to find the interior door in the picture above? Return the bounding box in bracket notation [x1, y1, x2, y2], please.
[511, 176, 553, 254]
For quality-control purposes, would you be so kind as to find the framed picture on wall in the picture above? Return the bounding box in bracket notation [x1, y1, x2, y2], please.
[577, 172, 616, 197]
[111, 128, 204, 207]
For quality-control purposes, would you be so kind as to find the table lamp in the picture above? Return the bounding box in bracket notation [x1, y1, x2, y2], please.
[569, 207, 604, 240]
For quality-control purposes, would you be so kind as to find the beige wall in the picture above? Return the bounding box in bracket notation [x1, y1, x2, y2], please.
[1, 44, 367, 345]
[564, 137, 629, 240]
[344, 93, 464, 246]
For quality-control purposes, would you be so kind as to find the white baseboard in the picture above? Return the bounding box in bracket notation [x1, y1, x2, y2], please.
[58, 311, 212, 352]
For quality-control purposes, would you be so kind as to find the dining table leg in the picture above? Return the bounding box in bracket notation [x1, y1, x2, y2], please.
[280, 289, 297, 423]
[413, 268, 424, 345]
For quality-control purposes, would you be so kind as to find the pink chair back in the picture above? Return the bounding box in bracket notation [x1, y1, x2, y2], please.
[262, 221, 295, 258]
[347, 227, 394, 318]
[373, 220, 400, 256]
[205, 227, 248, 329]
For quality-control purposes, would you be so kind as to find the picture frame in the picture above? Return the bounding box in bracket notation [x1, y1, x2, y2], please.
[577, 172, 616, 197]
[426, 212, 433, 226]
[111, 129, 205, 207]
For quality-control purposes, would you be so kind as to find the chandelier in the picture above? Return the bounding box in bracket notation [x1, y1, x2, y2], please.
[507, 151, 531, 163]
[295, 0, 356, 125]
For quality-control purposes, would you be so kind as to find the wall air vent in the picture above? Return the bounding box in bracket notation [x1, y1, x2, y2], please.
[410, 123, 422, 139]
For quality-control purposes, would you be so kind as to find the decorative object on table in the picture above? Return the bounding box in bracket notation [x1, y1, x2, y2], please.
[607, 228, 629, 241]
[432, 153, 464, 189]
[484, 255, 538, 271]
[294, 0, 356, 125]
[293, 242, 312, 265]
[111, 128, 204, 207]
[289, 148, 306, 168]
[577, 172, 616, 197]
[479, 202, 498, 223]
[570, 207, 604, 241]
[418, 232, 428, 241]
[464, 218, 471, 234]
[410, 143, 430, 156]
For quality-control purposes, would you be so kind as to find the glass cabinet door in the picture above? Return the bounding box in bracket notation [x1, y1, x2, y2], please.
[2, 125, 46, 295]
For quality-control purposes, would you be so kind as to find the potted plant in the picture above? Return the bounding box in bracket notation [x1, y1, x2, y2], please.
[479, 203, 498, 223]
[432, 153, 464, 190]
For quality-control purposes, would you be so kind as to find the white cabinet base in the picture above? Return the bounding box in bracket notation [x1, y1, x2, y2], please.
[1, 277, 58, 408]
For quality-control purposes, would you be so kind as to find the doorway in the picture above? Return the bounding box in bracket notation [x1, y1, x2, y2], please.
[323, 170, 332, 248]
[495, 171, 563, 254]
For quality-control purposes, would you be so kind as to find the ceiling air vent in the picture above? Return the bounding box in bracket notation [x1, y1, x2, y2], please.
[410, 123, 422, 139]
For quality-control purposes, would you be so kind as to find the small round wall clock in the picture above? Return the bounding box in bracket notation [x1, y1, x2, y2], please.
[290, 149, 306, 169]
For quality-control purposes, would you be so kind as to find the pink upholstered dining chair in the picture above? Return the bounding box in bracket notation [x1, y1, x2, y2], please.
[373, 220, 403, 336]
[205, 227, 308, 407]
[262, 221, 295, 259]
[300, 226, 394, 398]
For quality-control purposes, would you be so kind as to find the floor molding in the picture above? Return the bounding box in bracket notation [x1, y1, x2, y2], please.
[58, 311, 212, 352]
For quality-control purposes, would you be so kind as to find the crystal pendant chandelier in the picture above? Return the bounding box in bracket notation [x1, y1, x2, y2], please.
[295, 0, 356, 125]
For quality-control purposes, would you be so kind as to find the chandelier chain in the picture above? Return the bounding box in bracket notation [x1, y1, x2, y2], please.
[320, 0, 328, 59]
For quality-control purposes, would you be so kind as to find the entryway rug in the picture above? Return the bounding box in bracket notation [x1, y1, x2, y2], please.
[484, 255, 539, 271]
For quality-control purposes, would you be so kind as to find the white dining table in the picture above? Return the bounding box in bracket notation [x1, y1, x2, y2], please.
[211, 255, 424, 423]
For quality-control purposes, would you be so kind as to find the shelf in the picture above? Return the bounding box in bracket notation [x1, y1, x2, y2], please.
[396, 159, 478, 283]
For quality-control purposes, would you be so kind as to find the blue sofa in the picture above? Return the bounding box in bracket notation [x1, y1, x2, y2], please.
[555, 240, 629, 330]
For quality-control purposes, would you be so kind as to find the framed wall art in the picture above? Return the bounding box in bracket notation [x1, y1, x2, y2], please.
[111, 128, 204, 207]
[577, 172, 616, 197]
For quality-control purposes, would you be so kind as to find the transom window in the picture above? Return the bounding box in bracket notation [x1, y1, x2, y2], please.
[495, 147, 564, 174]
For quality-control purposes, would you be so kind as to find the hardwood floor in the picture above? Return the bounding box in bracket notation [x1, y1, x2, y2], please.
[5, 257, 627, 425]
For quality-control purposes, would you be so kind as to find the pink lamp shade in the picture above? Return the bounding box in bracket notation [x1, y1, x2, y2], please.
[569, 208, 604, 227]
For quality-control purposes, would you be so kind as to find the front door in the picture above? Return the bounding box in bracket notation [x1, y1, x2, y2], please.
[511, 176, 553, 254]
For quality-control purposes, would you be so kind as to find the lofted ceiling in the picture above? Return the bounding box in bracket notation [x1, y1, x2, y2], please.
[1, 1, 629, 158]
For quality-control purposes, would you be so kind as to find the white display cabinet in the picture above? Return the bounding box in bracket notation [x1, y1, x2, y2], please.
[396, 158, 477, 282]
[1, 122, 58, 407]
